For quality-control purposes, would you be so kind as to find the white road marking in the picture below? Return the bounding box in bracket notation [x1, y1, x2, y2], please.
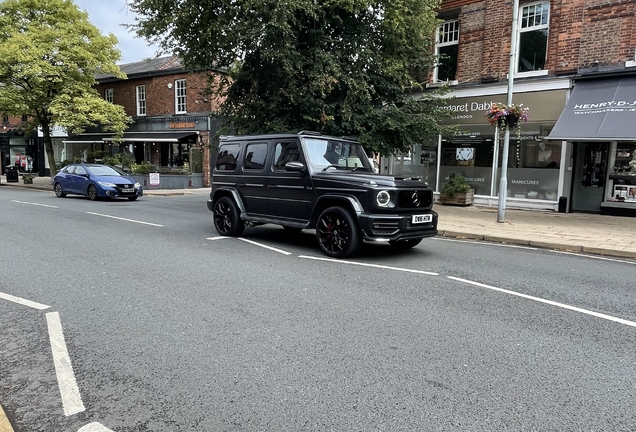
[78, 422, 114, 432]
[45, 312, 86, 416]
[549, 250, 636, 265]
[433, 237, 538, 250]
[206, 236, 229, 241]
[10, 200, 58, 209]
[299, 255, 439, 275]
[86, 212, 163, 227]
[448, 276, 636, 328]
[238, 238, 292, 255]
[0, 291, 50, 310]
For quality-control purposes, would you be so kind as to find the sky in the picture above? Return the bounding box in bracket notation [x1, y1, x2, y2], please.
[74, 0, 162, 65]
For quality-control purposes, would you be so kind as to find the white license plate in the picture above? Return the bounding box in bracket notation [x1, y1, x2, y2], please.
[411, 214, 433, 224]
[121, 188, 135, 193]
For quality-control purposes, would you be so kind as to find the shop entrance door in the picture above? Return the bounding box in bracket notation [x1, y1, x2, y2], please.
[571, 142, 608, 212]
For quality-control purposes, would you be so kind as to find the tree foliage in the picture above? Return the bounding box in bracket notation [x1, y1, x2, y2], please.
[130, 0, 453, 155]
[0, 0, 131, 175]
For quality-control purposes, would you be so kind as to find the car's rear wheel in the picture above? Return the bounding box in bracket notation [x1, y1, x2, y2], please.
[213, 196, 245, 236]
[388, 238, 423, 249]
[87, 185, 98, 201]
[54, 183, 66, 198]
[316, 206, 361, 258]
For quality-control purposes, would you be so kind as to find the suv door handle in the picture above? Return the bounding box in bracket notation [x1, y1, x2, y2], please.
[268, 185, 277, 189]
[238, 183, 246, 187]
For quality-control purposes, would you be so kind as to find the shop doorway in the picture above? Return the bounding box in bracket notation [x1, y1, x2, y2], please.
[571, 142, 609, 212]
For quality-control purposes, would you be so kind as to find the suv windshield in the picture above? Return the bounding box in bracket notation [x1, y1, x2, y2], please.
[86, 165, 126, 176]
[303, 138, 372, 171]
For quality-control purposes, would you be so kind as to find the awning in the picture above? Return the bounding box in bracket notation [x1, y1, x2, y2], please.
[547, 76, 636, 141]
[62, 133, 113, 144]
[104, 131, 198, 143]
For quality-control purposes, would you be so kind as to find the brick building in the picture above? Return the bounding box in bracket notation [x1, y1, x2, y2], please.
[61, 56, 225, 188]
[388, 0, 636, 216]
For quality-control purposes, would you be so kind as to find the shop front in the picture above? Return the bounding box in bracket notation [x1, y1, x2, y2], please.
[388, 85, 568, 210]
[548, 74, 636, 216]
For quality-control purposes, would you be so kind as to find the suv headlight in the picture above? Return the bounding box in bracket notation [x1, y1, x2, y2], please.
[98, 181, 116, 188]
[376, 190, 395, 208]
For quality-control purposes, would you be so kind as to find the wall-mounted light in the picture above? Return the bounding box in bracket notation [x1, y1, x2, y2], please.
[167, 83, 173, 89]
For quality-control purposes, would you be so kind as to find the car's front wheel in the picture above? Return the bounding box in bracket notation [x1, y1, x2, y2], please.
[388, 238, 423, 249]
[316, 206, 361, 258]
[213, 196, 245, 236]
[87, 185, 98, 201]
[54, 182, 66, 198]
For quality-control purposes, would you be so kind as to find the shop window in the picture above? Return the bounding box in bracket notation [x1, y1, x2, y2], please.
[244, 142, 268, 171]
[435, 19, 459, 82]
[518, 1, 549, 73]
[175, 79, 187, 114]
[136, 85, 146, 116]
[105, 88, 114, 103]
[392, 144, 438, 187]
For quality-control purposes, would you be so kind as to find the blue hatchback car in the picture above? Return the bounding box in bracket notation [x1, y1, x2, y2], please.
[53, 163, 143, 201]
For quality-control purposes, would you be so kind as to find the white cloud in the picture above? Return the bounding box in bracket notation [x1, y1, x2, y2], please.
[74, 0, 162, 64]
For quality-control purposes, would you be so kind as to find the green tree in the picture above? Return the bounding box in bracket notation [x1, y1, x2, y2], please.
[0, 0, 131, 176]
[130, 0, 453, 155]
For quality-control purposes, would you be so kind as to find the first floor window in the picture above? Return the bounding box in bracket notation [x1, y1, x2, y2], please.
[518, 1, 549, 72]
[105, 88, 114, 103]
[136, 85, 146, 116]
[175, 79, 186, 113]
[435, 19, 459, 82]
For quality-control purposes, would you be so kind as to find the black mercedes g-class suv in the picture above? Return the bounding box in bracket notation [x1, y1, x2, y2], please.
[207, 132, 438, 258]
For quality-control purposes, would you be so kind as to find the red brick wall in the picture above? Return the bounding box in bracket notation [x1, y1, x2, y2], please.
[95, 71, 224, 117]
[438, 0, 636, 84]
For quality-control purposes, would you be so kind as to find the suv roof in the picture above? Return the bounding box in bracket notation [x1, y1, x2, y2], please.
[219, 131, 359, 143]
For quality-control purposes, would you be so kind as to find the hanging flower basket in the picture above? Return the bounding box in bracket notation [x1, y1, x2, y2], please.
[485, 103, 529, 136]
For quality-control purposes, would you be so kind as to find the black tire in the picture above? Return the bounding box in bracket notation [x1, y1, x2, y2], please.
[54, 182, 66, 198]
[88, 185, 98, 201]
[127, 196, 138, 201]
[388, 238, 423, 250]
[213, 196, 245, 236]
[316, 206, 361, 258]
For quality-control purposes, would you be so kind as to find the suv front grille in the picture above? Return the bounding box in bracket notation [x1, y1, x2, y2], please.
[372, 220, 400, 235]
[398, 190, 433, 209]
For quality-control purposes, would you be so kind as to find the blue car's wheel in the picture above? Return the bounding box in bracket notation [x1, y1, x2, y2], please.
[54, 182, 66, 198]
[88, 185, 98, 201]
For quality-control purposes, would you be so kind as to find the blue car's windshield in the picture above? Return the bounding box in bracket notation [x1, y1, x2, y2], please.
[86, 165, 126, 176]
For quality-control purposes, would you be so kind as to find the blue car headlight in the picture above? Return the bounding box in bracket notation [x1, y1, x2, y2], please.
[134, 182, 141, 189]
[98, 181, 116, 188]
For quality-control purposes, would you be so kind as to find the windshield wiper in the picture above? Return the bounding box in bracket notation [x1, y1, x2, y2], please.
[321, 164, 341, 172]
[350, 166, 372, 172]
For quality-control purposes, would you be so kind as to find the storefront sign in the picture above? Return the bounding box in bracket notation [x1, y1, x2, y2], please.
[170, 122, 196, 129]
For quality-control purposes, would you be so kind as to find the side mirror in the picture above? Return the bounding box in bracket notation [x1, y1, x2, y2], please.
[285, 161, 306, 173]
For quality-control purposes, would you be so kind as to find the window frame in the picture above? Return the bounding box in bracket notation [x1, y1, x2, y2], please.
[243, 142, 269, 171]
[136, 85, 147, 116]
[517, 1, 550, 74]
[434, 19, 460, 83]
[175, 79, 187, 114]
[105, 88, 114, 103]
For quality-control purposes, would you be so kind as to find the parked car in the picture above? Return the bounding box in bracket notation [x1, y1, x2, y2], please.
[53, 163, 143, 201]
[207, 132, 438, 258]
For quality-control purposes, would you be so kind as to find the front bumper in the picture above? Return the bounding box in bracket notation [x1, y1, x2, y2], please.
[357, 210, 438, 241]
[101, 186, 143, 198]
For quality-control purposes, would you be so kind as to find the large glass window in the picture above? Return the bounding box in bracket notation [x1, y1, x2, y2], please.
[435, 19, 459, 82]
[175, 79, 187, 114]
[392, 143, 438, 186]
[439, 127, 495, 195]
[136, 85, 146, 116]
[495, 124, 561, 200]
[518, 1, 549, 72]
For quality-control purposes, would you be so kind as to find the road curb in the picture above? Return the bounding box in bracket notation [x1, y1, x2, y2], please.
[440, 231, 636, 260]
[0, 404, 15, 432]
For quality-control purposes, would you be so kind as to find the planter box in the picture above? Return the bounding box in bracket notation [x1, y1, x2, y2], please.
[131, 173, 204, 189]
[440, 189, 474, 206]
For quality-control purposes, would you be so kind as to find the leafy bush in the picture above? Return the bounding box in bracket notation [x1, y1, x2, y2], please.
[441, 173, 472, 197]
[101, 156, 119, 166]
[131, 163, 156, 174]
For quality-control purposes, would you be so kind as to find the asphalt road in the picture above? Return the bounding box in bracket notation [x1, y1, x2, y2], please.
[1, 187, 635, 431]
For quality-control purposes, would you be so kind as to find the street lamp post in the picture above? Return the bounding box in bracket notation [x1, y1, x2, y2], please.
[497, 0, 520, 223]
